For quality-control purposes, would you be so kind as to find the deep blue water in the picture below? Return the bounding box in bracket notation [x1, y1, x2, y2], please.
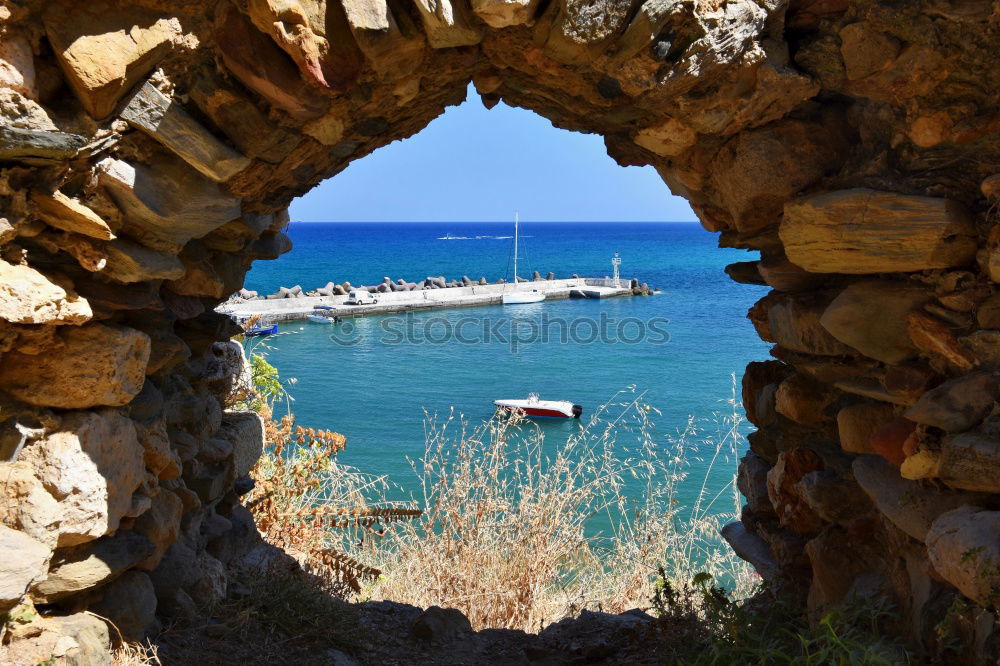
[244, 222, 770, 509]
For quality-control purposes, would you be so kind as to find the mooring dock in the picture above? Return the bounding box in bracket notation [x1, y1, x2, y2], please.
[218, 278, 643, 324]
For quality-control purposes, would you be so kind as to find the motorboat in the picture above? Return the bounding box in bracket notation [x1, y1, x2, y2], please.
[502, 213, 546, 305]
[244, 323, 278, 336]
[494, 393, 582, 419]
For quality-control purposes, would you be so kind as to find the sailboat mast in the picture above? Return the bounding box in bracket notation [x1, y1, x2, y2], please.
[513, 212, 519, 289]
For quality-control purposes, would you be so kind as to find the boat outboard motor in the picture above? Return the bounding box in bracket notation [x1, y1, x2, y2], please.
[572, 404, 583, 419]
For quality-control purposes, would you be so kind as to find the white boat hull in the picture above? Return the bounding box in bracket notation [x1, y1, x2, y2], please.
[494, 397, 582, 419]
[502, 291, 545, 304]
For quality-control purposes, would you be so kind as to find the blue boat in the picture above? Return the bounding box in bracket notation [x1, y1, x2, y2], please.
[244, 324, 278, 336]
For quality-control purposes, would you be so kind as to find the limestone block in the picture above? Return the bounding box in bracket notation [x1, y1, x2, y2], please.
[0, 462, 63, 548]
[121, 82, 251, 183]
[905, 373, 1000, 433]
[135, 419, 182, 481]
[0, 324, 150, 409]
[781, 189, 978, 273]
[414, 0, 483, 47]
[30, 190, 115, 240]
[926, 506, 1000, 607]
[219, 411, 266, 478]
[836, 403, 896, 454]
[19, 410, 147, 547]
[541, 0, 641, 66]
[133, 490, 183, 572]
[102, 238, 185, 283]
[340, 0, 426, 76]
[96, 155, 242, 254]
[852, 455, 988, 541]
[757, 256, 824, 292]
[938, 432, 1000, 492]
[31, 532, 155, 603]
[0, 259, 92, 325]
[634, 117, 697, 157]
[0, 33, 37, 98]
[43, 1, 180, 118]
[709, 119, 847, 233]
[89, 570, 159, 641]
[470, 0, 541, 28]
[820, 281, 931, 364]
[0, 526, 51, 611]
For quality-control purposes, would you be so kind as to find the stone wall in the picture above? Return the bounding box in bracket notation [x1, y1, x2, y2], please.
[0, 0, 998, 662]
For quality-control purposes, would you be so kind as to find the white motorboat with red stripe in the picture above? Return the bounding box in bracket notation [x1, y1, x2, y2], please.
[494, 393, 582, 419]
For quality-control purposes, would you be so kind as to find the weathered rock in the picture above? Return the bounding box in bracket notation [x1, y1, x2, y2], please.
[796, 470, 870, 525]
[634, 117, 697, 157]
[870, 416, 917, 467]
[102, 238, 186, 283]
[852, 455, 988, 541]
[0, 126, 86, 162]
[926, 506, 1000, 607]
[0, 324, 150, 409]
[820, 281, 931, 363]
[186, 551, 228, 607]
[836, 403, 896, 454]
[0, 612, 111, 666]
[757, 255, 825, 292]
[737, 451, 773, 515]
[470, 0, 540, 28]
[0, 525, 51, 611]
[410, 605, 473, 642]
[0, 259, 92, 325]
[216, 411, 266, 478]
[905, 373, 1000, 433]
[774, 373, 837, 424]
[31, 532, 154, 602]
[96, 156, 242, 253]
[90, 570, 159, 641]
[767, 448, 826, 535]
[30, 190, 115, 240]
[133, 489, 183, 571]
[724, 261, 764, 285]
[750, 293, 854, 356]
[20, 410, 147, 547]
[0, 462, 63, 548]
[414, 0, 483, 48]
[781, 190, 978, 273]
[938, 432, 1000, 493]
[43, 1, 180, 118]
[906, 310, 978, 371]
[135, 419, 182, 480]
[720, 521, 780, 579]
[340, 0, 426, 76]
[121, 81, 252, 183]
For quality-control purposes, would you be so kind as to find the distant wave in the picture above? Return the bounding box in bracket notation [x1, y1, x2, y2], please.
[437, 234, 525, 240]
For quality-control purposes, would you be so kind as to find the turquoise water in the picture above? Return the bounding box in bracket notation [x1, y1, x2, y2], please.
[244, 222, 770, 508]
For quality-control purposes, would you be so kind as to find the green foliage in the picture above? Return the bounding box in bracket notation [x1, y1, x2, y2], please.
[249, 353, 284, 408]
[650, 571, 912, 665]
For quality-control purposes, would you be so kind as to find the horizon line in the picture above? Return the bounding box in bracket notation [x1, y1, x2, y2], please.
[288, 219, 701, 224]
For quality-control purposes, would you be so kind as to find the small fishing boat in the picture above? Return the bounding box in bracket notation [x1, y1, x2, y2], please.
[503, 213, 545, 305]
[244, 323, 278, 336]
[494, 393, 582, 419]
[313, 305, 335, 311]
[307, 314, 331, 323]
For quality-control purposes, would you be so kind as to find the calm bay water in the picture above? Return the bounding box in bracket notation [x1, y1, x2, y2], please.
[244, 221, 770, 508]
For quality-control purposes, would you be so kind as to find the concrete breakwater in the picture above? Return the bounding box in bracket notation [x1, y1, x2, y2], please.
[218, 277, 653, 323]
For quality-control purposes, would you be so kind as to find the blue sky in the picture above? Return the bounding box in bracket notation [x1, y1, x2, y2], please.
[290, 85, 696, 223]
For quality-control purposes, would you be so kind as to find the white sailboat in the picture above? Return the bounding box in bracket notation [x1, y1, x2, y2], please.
[502, 212, 545, 305]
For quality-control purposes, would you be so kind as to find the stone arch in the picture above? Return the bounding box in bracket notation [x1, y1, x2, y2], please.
[1, 0, 999, 661]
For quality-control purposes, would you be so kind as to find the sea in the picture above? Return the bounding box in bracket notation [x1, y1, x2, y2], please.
[242, 221, 770, 514]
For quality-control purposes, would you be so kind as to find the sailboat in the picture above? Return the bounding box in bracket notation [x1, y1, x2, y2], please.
[502, 213, 545, 305]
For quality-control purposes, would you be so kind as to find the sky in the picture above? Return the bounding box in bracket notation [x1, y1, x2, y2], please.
[290, 85, 696, 223]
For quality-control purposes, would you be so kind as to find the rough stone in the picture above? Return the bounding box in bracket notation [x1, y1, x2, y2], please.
[737, 451, 773, 516]
[133, 489, 183, 571]
[89, 570, 159, 641]
[905, 373, 1000, 433]
[0, 259, 92, 325]
[836, 403, 897, 454]
[30, 190, 115, 240]
[906, 310, 978, 371]
[870, 416, 917, 467]
[470, 0, 540, 28]
[96, 155, 242, 253]
[0, 324, 150, 409]
[413, 0, 483, 48]
[31, 532, 155, 602]
[43, 1, 180, 118]
[19, 410, 147, 547]
[0, 126, 86, 162]
[102, 238, 186, 283]
[0, 525, 51, 611]
[121, 81, 252, 183]
[820, 281, 931, 364]
[634, 117, 697, 157]
[767, 448, 826, 535]
[0, 612, 111, 666]
[781, 189, 978, 274]
[721, 521, 780, 579]
[774, 373, 837, 424]
[938, 432, 1000, 493]
[410, 605, 473, 642]
[926, 506, 1000, 607]
[750, 293, 855, 356]
[218, 411, 266, 478]
[0, 462, 63, 548]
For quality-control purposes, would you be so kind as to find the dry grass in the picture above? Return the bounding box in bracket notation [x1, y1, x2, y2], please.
[346, 384, 756, 632]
